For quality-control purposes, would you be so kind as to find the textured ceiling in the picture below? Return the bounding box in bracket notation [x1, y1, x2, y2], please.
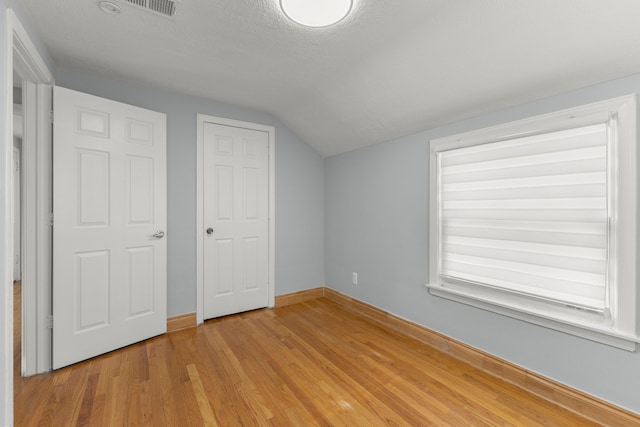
[20, 0, 640, 157]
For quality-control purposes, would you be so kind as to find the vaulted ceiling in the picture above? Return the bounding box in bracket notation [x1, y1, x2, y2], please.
[21, 0, 640, 157]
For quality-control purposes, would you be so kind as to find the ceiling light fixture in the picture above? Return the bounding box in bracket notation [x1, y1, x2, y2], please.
[98, 1, 121, 15]
[280, 0, 353, 28]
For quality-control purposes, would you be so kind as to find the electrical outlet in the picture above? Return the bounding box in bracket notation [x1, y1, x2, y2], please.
[352, 272, 358, 285]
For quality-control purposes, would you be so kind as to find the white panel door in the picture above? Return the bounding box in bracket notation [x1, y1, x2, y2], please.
[52, 86, 166, 369]
[203, 122, 269, 319]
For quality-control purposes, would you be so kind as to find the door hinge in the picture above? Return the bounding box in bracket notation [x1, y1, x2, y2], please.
[49, 213, 54, 226]
[50, 110, 54, 123]
[46, 315, 53, 329]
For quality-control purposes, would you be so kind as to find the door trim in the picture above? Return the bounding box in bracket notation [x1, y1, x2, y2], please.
[4, 8, 54, 425]
[20, 81, 53, 375]
[195, 114, 275, 325]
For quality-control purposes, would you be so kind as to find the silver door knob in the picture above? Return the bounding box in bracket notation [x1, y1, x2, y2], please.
[152, 230, 165, 239]
[206, 227, 214, 235]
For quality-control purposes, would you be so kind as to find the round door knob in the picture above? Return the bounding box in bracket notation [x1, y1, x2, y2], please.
[206, 227, 214, 235]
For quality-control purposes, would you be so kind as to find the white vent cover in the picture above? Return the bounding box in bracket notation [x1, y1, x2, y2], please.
[120, 0, 179, 17]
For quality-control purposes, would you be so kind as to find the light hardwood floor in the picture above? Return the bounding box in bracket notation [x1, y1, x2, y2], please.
[14, 284, 602, 426]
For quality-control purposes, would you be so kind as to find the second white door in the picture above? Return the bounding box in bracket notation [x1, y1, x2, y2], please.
[202, 121, 270, 319]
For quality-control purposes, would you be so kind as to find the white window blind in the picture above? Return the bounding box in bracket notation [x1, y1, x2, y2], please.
[438, 124, 608, 312]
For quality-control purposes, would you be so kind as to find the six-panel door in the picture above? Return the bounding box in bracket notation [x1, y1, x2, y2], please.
[203, 122, 269, 319]
[52, 86, 167, 369]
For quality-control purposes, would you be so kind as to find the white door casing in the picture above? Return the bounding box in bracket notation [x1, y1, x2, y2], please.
[5, 9, 54, 425]
[53, 86, 167, 369]
[196, 115, 275, 323]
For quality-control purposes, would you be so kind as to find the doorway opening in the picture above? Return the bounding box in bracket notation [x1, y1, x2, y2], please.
[4, 13, 55, 426]
[11, 75, 22, 380]
[9, 14, 54, 378]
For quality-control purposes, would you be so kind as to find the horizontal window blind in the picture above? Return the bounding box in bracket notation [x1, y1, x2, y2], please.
[438, 124, 609, 311]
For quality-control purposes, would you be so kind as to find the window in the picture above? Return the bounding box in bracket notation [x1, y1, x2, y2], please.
[428, 95, 639, 350]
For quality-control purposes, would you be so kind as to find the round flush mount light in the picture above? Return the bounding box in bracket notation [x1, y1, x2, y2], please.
[280, 0, 353, 28]
[98, 1, 121, 15]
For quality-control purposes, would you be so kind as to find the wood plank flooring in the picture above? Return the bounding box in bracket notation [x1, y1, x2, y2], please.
[14, 285, 602, 426]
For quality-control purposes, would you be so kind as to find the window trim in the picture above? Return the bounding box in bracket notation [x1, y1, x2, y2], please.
[427, 95, 639, 351]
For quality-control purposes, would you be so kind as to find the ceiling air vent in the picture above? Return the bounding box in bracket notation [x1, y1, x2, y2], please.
[121, 0, 178, 17]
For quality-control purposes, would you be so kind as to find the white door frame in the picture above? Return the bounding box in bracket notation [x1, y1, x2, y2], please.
[196, 114, 275, 325]
[20, 80, 52, 376]
[4, 8, 54, 423]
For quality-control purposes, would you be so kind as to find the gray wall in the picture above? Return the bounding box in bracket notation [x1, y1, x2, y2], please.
[325, 73, 640, 413]
[56, 67, 325, 316]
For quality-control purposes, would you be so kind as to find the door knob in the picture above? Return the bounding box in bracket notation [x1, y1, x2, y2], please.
[152, 230, 165, 239]
[206, 227, 214, 235]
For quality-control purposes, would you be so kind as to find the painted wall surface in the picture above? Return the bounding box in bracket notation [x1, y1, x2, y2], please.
[1, 1, 56, 423]
[56, 67, 325, 316]
[325, 73, 640, 413]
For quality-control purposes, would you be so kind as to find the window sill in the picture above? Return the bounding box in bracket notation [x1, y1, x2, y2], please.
[426, 283, 639, 351]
